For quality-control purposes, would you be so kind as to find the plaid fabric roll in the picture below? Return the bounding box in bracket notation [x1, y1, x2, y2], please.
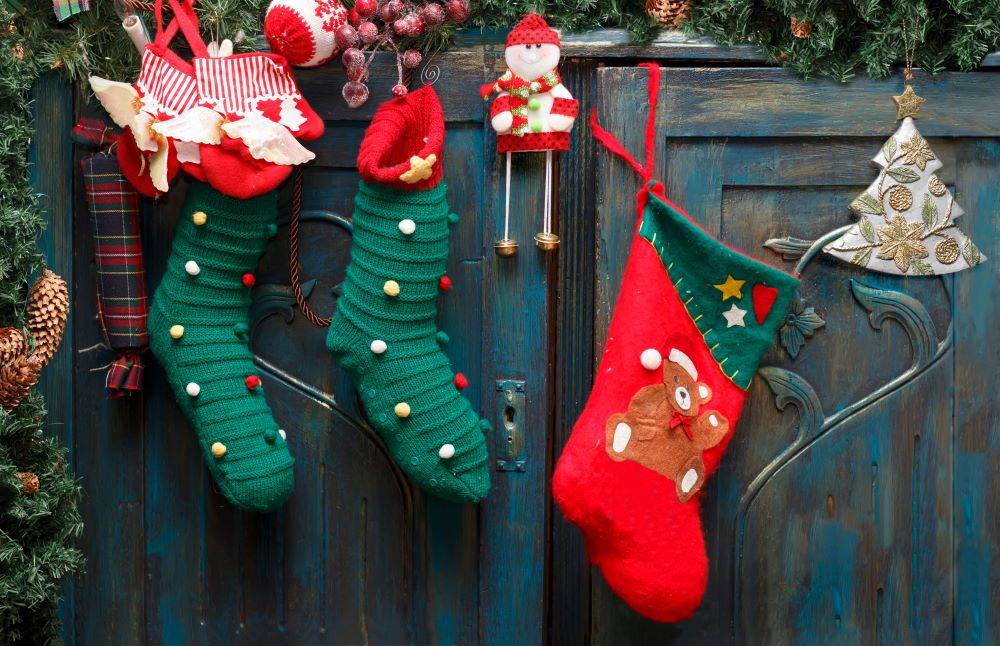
[53, 0, 90, 22]
[81, 149, 149, 396]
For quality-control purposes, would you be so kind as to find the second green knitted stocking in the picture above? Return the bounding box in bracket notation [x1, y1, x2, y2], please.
[149, 181, 295, 512]
[327, 180, 491, 502]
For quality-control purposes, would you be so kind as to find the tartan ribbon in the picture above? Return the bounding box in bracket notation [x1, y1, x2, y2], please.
[53, 0, 90, 22]
[481, 69, 560, 136]
[78, 119, 149, 396]
[106, 352, 145, 394]
[72, 118, 119, 148]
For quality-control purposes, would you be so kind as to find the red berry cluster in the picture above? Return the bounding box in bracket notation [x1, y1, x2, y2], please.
[338, 0, 470, 108]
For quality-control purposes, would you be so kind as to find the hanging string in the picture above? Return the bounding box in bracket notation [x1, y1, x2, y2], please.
[543, 149, 553, 235]
[503, 151, 512, 240]
[901, 15, 921, 80]
[289, 167, 332, 327]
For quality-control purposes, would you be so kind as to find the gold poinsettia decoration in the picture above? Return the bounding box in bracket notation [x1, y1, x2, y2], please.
[876, 214, 928, 272]
[900, 132, 934, 170]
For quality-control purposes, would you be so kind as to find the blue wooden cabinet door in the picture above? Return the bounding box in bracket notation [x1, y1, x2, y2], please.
[590, 66, 999, 644]
[52, 50, 553, 644]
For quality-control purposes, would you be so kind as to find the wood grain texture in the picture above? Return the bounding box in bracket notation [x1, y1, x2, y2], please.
[953, 139, 1000, 646]
[655, 68, 1000, 137]
[478, 47, 553, 645]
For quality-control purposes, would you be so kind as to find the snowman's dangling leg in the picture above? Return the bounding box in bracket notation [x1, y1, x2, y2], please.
[495, 151, 517, 257]
[534, 149, 559, 251]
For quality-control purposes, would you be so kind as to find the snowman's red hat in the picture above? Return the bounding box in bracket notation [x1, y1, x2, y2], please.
[506, 14, 559, 48]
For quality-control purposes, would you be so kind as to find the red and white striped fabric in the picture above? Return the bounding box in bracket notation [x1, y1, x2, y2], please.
[195, 53, 310, 133]
[136, 48, 199, 118]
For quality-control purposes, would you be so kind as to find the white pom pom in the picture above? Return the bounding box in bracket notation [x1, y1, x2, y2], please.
[264, 0, 345, 68]
[370, 339, 387, 354]
[185, 382, 201, 397]
[184, 260, 200, 276]
[398, 219, 416, 235]
[438, 443, 456, 459]
[278, 429, 287, 440]
[640, 348, 662, 371]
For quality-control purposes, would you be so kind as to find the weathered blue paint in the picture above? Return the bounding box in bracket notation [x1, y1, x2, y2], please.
[591, 65, 998, 644]
[32, 47, 999, 644]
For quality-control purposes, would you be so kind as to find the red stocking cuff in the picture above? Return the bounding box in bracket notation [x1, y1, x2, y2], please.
[356, 85, 445, 191]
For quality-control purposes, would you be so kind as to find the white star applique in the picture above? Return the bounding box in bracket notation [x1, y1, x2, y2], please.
[723, 303, 747, 328]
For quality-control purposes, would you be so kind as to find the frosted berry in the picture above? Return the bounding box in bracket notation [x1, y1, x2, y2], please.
[445, 0, 469, 23]
[347, 8, 361, 27]
[393, 18, 409, 35]
[381, 0, 404, 22]
[335, 24, 359, 50]
[342, 81, 370, 108]
[420, 2, 445, 26]
[392, 83, 408, 97]
[355, 0, 377, 18]
[406, 14, 425, 35]
[342, 47, 365, 69]
[347, 64, 369, 81]
[403, 49, 422, 69]
[358, 20, 379, 44]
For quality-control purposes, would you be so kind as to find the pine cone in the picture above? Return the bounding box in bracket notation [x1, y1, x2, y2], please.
[27, 270, 68, 368]
[0, 353, 42, 412]
[0, 328, 28, 366]
[16, 472, 39, 494]
[790, 16, 813, 39]
[646, 0, 694, 29]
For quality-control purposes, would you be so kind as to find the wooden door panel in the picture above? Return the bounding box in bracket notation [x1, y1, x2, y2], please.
[593, 65, 997, 644]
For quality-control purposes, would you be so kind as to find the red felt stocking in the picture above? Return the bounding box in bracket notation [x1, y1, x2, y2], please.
[551, 64, 800, 623]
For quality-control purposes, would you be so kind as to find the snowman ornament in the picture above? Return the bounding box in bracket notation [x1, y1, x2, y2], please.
[481, 14, 578, 255]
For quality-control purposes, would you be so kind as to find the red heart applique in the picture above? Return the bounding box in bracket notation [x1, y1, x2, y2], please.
[752, 284, 779, 325]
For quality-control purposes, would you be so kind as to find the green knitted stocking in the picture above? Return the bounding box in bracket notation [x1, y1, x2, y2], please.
[149, 181, 294, 512]
[327, 180, 491, 502]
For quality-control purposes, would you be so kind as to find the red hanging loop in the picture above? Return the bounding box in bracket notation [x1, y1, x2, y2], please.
[589, 62, 660, 185]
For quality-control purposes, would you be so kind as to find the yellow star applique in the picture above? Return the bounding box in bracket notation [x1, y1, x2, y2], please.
[892, 85, 925, 120]
[399, 153, 437, 184]
[713, 275, 745, 301]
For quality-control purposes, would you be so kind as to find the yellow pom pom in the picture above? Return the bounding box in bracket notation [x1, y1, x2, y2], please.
[383, 280, 400, 297]
[211, 442, 227, 458]
[169, 325, 185, 340]
[394, 402, 411, 418]
[192, 211, 207, 226]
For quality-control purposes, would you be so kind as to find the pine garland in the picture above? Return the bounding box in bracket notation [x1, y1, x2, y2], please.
[683, 1, 1000, 81]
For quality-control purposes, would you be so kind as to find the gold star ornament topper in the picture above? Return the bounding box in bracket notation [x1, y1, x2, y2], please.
[892, 85, 925, 120]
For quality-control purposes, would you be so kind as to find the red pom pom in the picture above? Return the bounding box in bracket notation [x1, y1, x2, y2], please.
[439, 275, 452, 291]
[245, 375, 261, 390]
[454, 373, 468, 390]
[242, 273, 256, 287]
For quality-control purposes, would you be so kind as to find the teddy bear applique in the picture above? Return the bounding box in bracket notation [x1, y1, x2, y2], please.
[605, 348, 730, 502]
